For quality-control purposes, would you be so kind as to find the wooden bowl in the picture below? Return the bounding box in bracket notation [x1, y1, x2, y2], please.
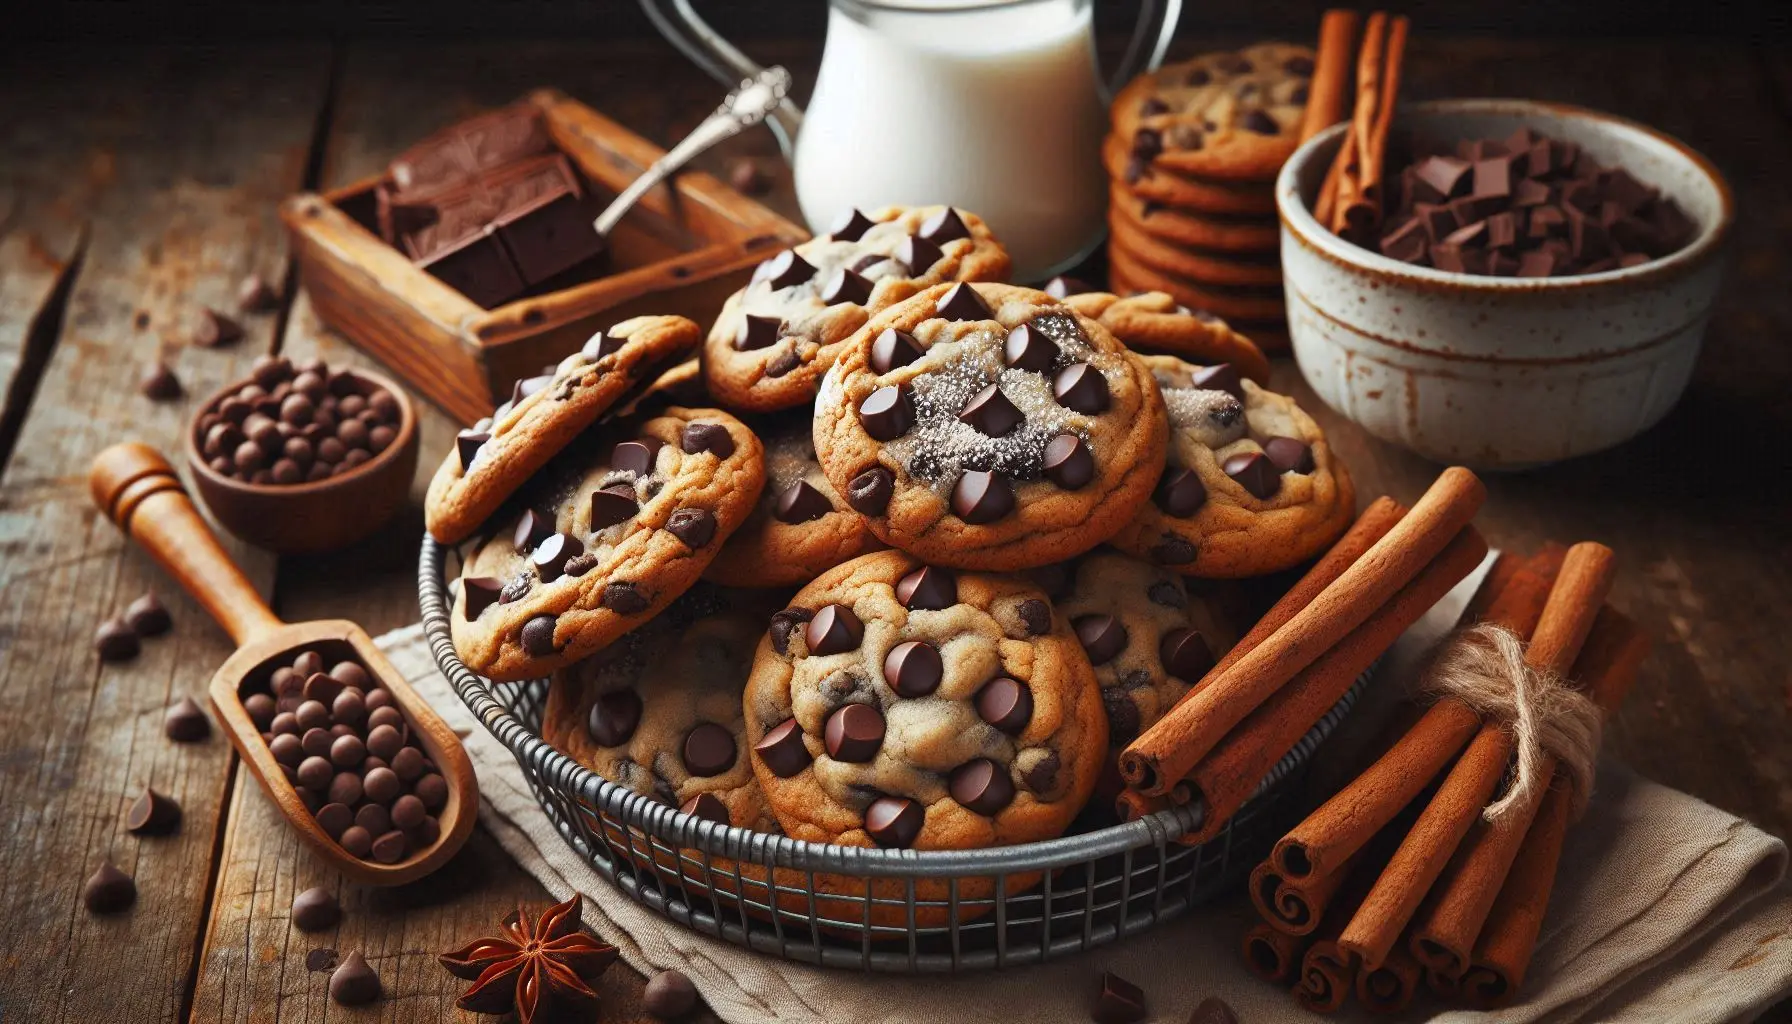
[185, 367, 420, 553]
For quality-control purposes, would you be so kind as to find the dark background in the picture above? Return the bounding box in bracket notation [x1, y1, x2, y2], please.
[10, 0, 1792, 40]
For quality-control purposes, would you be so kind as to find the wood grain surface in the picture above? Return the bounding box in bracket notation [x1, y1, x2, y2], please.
[0, 33, 1786, 1024]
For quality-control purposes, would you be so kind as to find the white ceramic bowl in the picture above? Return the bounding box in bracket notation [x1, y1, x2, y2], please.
[1276, 99, 1733, 469]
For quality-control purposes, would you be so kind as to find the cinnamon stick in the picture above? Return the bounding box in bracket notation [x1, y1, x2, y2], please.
[1122, 468, 1485, 796]
[1343, 15, 1409, 239]
[1113, 787, 1164, 823]
[1179, 527, 1488, 846]
[1329, 12, 1385, 237]
[1296, 941, 1358, 1014]
[1242, 921, 1311, 984]
[1301, 9, 1362, 143]
[1356, 943, 1422, 1014]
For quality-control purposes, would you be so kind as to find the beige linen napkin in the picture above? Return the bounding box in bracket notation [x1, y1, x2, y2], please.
[379, 561, 1792, 1022]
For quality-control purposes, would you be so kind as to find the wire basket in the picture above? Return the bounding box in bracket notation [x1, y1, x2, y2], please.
[420, 537, 1370, 972]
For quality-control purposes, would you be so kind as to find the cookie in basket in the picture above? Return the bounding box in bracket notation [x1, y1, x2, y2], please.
[704, 411, 884, 589]
[542, 585, 780, 831]
[813, 282, 1166, 570]
[1110, 42, 1314, 182]
[1055, 287, 1273, 385]
[452, 407, 762, 681]
[425, 315, 703, 544]
[1108, 355, 1354, 578]
[703, 205, 1011, 414]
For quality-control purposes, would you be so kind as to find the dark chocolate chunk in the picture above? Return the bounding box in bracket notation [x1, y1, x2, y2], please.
[1003, 322, 1060, 372]
[949, 759, 1015, 816]
[1380, 217, 1429, 264]
[329, 951, 381, 1006]
[846, 466, 894, 515]
[828, 208, 876, 242]
[1021, 751, 1060, 794]
[1189, 362, 1243, 400]
[754, 718, 813, 778]
[603, 582, 649, 615]
[864, 795, 923, 848]
[1473, 157, 1513, 200]
[1073, 614, 1127, 665]
[194, 308, 243, 348]
[165, 696, 210, 742]
[531, 532, 584, 582]
[644, 969, 701, 1017]
[823, 703, 884, 762]
[919, 207, 971, 244]
[1018, 598, 1052, 637]
[883, 641, 943, 698]
[95, 618, 141, 661]
[140, 361, 183, 401]
[768, 608, 814, 655]
[736, 313, 783, 351]
[512, 508, 553, 553]
[951, 470, 1014, 523]
[682, 722, 737, 777]
[870, 328, 926, 373]
[681, 422, 735, 458]
[1262, 436, 1314, 473]
[1093, 970, 1147, 1024]
[680, 792, 730, 825]
[805, 604, 864, 655]
[1104, 688, 1141, 743]
[934, 282, 993, 322]
[83, 862, 136, 914]
[1517, 249, 1558, 278]
[1188, 996, 1240, 1024]
[976, 676, 1032, 734]
[520, 614, 558, 655]
[1413, 155, 1472, 202]
[755, 250, 816, 290]
[1224, 451, 1281, 499]
[896, 565, 957, 610]
[588, 689, 643, 746]
[821, 267, 873, 306]
[1486, 210, 1520, 250]
[291, 887, 341, 931]
[581, 327, 626, 362]
[611, 438, 664, 477]
[1043, 433, 1094, 490]
[859, 384, 914, 441]
[775, 480, 833, 523]
[126, 787, 181, 834]
[510, 373, 553, 406]
[589, 485, 639, 530]
[1155, 467, 1208, 517]
[1240, 110, 1280, 135]
[1159, 627, 1215, 682]
[896, 234, 944, 273]
[667, 506, 717, 547]
[959, 383, 1024, 437]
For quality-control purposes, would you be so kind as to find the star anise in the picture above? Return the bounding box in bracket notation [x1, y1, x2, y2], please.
[439, 894, 619, 1023]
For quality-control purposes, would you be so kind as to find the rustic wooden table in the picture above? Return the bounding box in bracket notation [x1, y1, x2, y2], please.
[1, 34, 1787, 1023]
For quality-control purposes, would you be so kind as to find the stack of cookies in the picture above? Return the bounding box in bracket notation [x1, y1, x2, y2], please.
[426, 205, 1355, 865]
[1105, 43, 1317, 348]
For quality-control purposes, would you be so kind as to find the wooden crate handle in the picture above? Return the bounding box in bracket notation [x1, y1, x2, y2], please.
[89, 442, 284, 645]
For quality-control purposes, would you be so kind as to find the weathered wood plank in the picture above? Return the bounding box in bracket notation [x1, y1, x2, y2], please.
[0, 44, 331, 1022]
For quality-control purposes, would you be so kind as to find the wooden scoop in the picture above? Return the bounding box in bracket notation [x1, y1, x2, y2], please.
[90, 442, 476, 885]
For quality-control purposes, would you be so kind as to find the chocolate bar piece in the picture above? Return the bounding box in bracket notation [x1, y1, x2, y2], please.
[387, 102, 553, 196]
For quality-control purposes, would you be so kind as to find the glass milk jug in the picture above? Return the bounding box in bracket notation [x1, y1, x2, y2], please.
[640, 0, 1181, 281]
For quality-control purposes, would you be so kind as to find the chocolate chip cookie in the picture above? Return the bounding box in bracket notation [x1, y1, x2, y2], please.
[813, 282, 1167, 571]
[703, 205, 1011, 414]
[704, 412, 884, 589]
[1107, 243, 1289, 323]
[541, 585, 780, 831]
[1057, 289, 1273, 385]
[1108, 355, 1354, 578]
[743, 550, 1107, 854]
[1101, 133, 1278, 216]
[452, 407, 763, 681]
[425, 315, 703, 544]
[1111, 43, 1315, 182]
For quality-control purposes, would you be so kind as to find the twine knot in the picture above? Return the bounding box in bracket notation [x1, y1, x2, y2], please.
[1421, 622, 1603, 823]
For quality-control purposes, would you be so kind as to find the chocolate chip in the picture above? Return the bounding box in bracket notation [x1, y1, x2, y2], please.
[531, 532, 584, 582]
[1190, 363, 1244, 401]
[1147, 581, 1186, 609]
[846, 466, 894, 515]
[140, 361, 182, 400]
[950, 758, 1015, 816]
[581, 326, 626, 362]
[1188, 996, 1240, 1024]
[165, 696, 210, 742]
[975, 677, 1032, 734]
[303, 672, 344, 706]
[1155, 534, 1199, 565]
[520, 615, 557, 655]
[1017, 598, 1052, 637]
[895, 565, 957, 610]
[829, 208, 876, 242]
[1053, 363, 1110, 415]
[883, 641, 943, 698]
[1043, 434, 1094, 490]
[1021, 751, 1060, 794]
[1003, 322, 1060, 372]
[238, 274, 279, 313]
[680, 792, 730, 825]
[338, 826, 372, 858]
[806, 604, 863, 655]
[1042, 275, 1096, 299]
[306, 948, 339, 973]
[824, 703, 884, 762]
[291, 886, 341, 931]
[126, 787, 181, 834]
[919, 207, 971, 244]
[611, 438, 664, 477]
[870, 327, 926, 373]
[604, 582, 649, 615]
[1155, 467, 1208, 518]
[193, 308, 243, 347]
[1241, 110, 1280, 135]
[756, 250, 816, 290]
[1262, 435, 1314, 473]
[1160, 627, 1214, 682]
[681, 422, 735, 458]
[297, 754, 333, 789]
[95, 618, 140, 661]
[512, 508, 553, 553]
[585, 689, 643, 747]
[562, 552, 598, 577]
[1093, 971, 1147, 1024]
[959, 383, 1024, 437]
[316, 802, 354, 838]
[682, 722, 737, 777]
[329, 951, 381, 1006]
[766, 346, 802, 378]
[460, 577, 502, 619]
[510, 373, 553, 406]
[859, 384, 914, 441]
[934, 282, 993, 322]
[83, 862, 136, 913]
[589, 485, 638, 529]
[951, 469, 1013, 523]
[896, 234, 943, 273]
[864, 795, 923, 848]
[666, 506, 717, 547]
[775, 480, 833, 523]
[1073, 615, 1127, 665]
[499, 573, 533, 604]
[768, 608, 813, 655]
[821, 267, 873, 306]
[1224, 451, 1281, 499]
[735, 314, 783, 351]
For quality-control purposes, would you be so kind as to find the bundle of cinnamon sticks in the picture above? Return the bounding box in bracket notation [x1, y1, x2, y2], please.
[1310, 9, 1411, 245]
[1239, 543, 1652, 1014]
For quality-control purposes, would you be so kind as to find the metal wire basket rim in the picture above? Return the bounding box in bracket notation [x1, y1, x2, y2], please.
[419, 537, 1356, 876]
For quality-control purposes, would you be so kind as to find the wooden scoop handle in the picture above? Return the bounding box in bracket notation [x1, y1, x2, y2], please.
[90, 442, 284, 645]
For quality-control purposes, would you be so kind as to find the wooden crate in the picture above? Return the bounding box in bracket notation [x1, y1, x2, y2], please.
[282, 87, 807, 425]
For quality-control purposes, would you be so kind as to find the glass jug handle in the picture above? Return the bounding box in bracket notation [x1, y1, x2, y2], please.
[638, 0, 805, 156]
[1103, 0, 1184, 99]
